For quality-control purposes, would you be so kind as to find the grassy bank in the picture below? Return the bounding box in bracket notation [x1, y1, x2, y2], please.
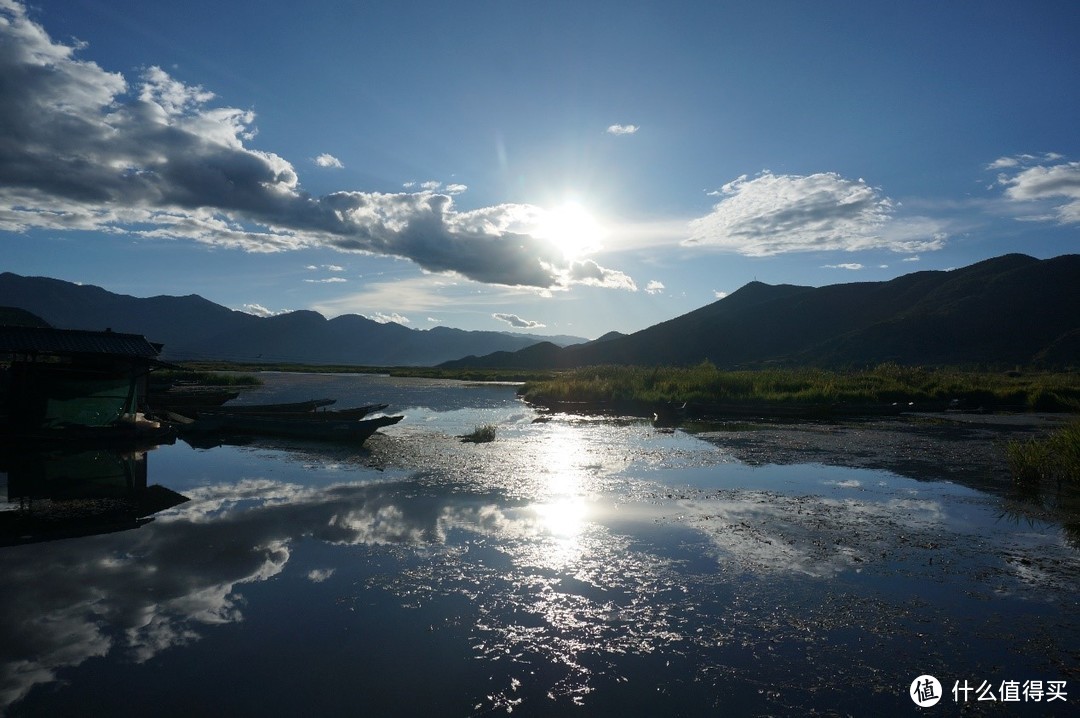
[154, 368, 261, 387]
[174, 361, 555, 383]
[519, 363, 1080, 412]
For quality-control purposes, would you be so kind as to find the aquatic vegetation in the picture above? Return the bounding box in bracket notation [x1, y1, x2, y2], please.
[521, 362, 1080, 411]
[460, 423, 497, 443]
[155, 369, 261, 386]
[177, 360, 556, 383]
[1007, 420, 1080, 488]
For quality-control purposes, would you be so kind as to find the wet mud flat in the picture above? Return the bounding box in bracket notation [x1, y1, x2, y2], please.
[690, 411, 1072, 489]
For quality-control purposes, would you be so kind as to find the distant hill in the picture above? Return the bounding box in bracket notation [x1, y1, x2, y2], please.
[440, 254, 1080, 369]
[0, 273, 586, 365]
[0, 306, 51, 328]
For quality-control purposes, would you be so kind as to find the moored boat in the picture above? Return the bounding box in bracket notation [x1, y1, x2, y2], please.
[200, 398, 337, 415]
[182, 412, 403, 444]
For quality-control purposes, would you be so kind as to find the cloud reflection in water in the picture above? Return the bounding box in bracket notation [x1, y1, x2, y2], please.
[3, 416, 1078, 716]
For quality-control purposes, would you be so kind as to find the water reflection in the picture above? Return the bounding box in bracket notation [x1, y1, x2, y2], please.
[0, 447, 187, 546]
[2, 394, 1078, 716]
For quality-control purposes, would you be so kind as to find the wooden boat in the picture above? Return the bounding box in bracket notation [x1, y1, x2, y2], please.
[183, 413, 403, 444]
[202, 401, 387, 420]
[201, 398, 337, 415]
[150, 389, 240, 410]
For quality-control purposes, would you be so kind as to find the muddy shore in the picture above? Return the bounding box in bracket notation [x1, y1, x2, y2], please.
[691, 412, 1073, 490]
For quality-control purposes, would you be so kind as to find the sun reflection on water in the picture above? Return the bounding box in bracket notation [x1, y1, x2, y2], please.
[527, 423, 598, 564]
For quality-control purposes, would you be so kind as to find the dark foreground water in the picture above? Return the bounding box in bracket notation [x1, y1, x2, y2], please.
[1, 374, 1077, 715]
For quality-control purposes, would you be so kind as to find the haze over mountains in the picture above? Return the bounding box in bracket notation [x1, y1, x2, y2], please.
[2, 254, 1077, 368]
[0, 273, 585, 365]
[442, 254, 1080, 369]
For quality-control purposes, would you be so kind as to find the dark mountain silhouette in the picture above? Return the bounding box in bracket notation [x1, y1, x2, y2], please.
[441, 254, 1080, 369]
[0, 273, 585, 365]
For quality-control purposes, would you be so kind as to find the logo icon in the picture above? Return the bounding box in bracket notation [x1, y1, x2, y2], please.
[911, 675, 943, 707]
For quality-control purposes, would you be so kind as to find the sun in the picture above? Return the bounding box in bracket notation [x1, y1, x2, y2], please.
[533, 201, 605, 260]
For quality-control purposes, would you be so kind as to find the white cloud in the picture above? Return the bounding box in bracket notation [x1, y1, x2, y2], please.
[687, 171, 944, 256]
[645, 280, 665, 294]
[493, 312, 546, 329]
[0, 2, 630, 291]
[823, 263, 863, 270]
[241, 303, 289, 317]
[567, 259, 637, 291]
[902, 255, 921, 262]
[304, 277, 347, 283]
[314, 153, 343, 169]
[993, 154, 1080, 224]
[606, 124, 639, 135]
[713, 290, 728, 300]
[366, 312, 411, 325]
[986, 152, 1062, 171]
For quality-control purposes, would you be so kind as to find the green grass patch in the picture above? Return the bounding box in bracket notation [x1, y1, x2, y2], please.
[460, 424, 497, 443]
[154, 369, 261, 387]
[520, 362, 1080, 410]
[1007, 421, 1080, 488]
[174, 361, 555, 383]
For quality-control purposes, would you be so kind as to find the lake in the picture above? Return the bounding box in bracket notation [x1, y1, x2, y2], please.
[1, 373, 1076, 715]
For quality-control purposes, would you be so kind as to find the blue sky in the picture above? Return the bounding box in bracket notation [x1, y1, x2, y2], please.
[1, 0, 1078, 341]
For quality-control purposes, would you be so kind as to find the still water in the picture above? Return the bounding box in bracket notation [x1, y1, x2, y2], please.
[1, 374, 1076, 715]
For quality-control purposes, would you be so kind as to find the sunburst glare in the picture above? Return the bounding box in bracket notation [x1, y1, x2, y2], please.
[533, 201, 606, 261]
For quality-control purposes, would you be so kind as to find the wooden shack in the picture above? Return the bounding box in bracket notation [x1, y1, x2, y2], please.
[0, 323, 164, 433]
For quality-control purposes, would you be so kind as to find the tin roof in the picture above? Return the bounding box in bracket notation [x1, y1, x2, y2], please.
[0, 326, 161, 359]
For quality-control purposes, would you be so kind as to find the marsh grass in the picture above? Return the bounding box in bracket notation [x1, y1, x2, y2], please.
[1007, 421, 1080, 488]
[156, 369, 261, 387]
[178, 361, 555, 383]
[521, 362, 1080, 410]
[460, 424, 497, 443]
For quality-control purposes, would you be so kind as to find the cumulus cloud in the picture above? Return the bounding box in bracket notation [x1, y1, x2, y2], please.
[713, 290, 728, 299]
[314, 153, 343, 168]
[823, 263, 863, 270]
[686, 171, 943, 256]
[493, 312, 545, 329]
[645, 280, 665, 294]
[606, 124, 639, 135]
[568, 259, 637, 290]
[992, 154, 1080, 224]
[366, 311, 410, 325]
[303, 277, 347, 283]
[241, 303, 289, 317]
[0, 1, 628, 291]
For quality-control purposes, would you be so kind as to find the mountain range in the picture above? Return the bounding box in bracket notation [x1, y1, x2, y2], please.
[441, 254, 1080, 369]
[3, 254, 1077, 369]
[0, 273, 585, 365]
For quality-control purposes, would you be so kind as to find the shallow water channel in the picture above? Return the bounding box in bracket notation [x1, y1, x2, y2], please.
[1, 374, 1077, 715]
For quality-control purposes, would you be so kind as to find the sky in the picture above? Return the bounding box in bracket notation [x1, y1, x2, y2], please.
[1, 0, 1078, 342]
